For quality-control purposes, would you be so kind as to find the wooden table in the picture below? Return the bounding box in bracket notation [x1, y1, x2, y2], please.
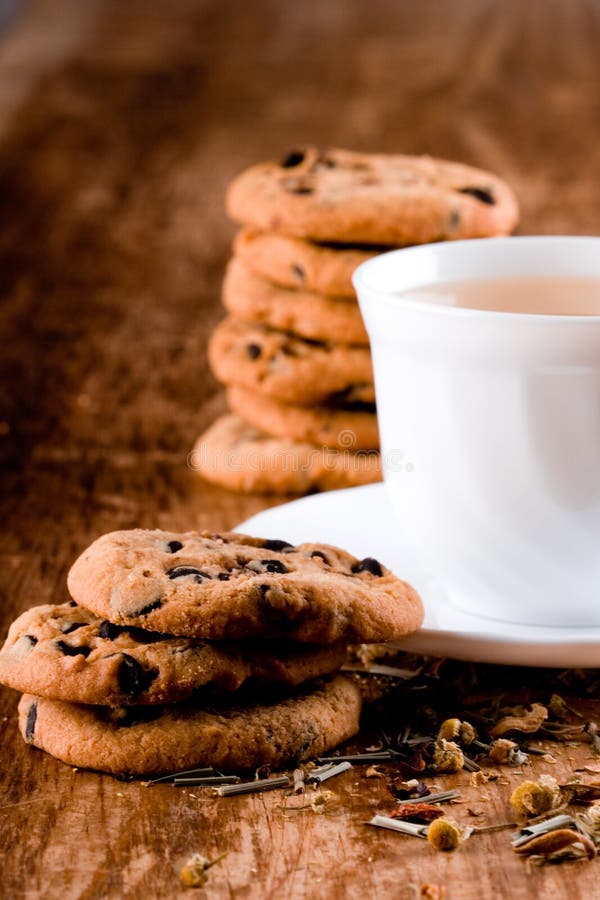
[1, 1, 600, 896]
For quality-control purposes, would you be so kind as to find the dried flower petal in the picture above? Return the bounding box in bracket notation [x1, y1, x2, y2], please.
[510, 775, 561, 818]
[491, 703, 548, 738]
[515, 828, 596, 860]
[487, 738, 518, 764]
[390, 803, 445, 824]
[388, 778, 430, 800]
[427, 816, 462, 851]
[560, 782, 600, 806]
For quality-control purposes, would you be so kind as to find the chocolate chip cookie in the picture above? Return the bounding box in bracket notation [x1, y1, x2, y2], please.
[67, 529, 423, 643]
[0, 601, 348, 705]
[233, 228, 381, 298]
[208, 317, 374, 405]
[223, 258, 369, 345]
[191, 414, 381, 494]
[226, 387, 379, 451]
[19, 674, 362, 775]
[226, 147, 519, 245]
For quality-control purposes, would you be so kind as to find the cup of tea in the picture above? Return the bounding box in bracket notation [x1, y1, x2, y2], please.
[353, 236, 600, 628]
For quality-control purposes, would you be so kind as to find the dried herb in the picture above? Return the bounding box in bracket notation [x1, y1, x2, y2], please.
[217, 775, 290, 797]
[368, 815, 428, 838]
[292, 768, 305, 795]
[306, 761, 351, 785]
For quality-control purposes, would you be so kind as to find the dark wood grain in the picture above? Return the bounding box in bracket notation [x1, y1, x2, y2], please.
[1, 1, 600, 897]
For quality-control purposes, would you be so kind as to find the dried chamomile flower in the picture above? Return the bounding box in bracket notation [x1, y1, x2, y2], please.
[427, 816, 462, 851]
[180, 852, 226, 888]
[437, 719, 475, 745]
[432, 739, 464, 774]
[576, 804, 600, 842]
[510, 774, 561, 818]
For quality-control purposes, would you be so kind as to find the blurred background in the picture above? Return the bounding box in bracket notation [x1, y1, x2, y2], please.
[0, 0, 598, 525]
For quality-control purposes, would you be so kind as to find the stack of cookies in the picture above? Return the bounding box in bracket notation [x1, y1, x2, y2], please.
[0, 529, 423, 776]
[194, 146, 519, 494]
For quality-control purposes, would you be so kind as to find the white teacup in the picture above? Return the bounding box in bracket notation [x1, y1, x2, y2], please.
[353, 237, 600, 628]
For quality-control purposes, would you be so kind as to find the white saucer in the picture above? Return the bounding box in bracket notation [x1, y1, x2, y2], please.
[237, 484, 600, 668]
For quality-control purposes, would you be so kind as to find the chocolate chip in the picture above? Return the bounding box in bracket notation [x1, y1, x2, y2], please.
[55, 640, 91, 658]
[246, 343, 262, 359]
[67, 600, 77, 607]
[261, 559, 288, 574]
[25, 700, 37, 741]
[117, 654, 159, 697]
[246, 558, 289, 574]
[166, 540, 183, 553]
[310, 550, 329, 564]
[458, 186, 495, 205]
[61, 622, 87, 634]
[288, 184, 313, 195]
[137, 598, 163, 616]
[98, 620, 123, 640]
[217, 572, 231, 581]
[124, 626, 167, 644]
[292, 264, 305, 282]
[24, 634, 38, 647]
[261, 539, 294, 552]
[281, 149, 305, 168]
[352, 557, 383, 577]
[168, 566, 210, 583]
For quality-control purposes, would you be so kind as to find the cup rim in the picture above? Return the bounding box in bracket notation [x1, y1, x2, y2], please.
[352, 235, 600, 323]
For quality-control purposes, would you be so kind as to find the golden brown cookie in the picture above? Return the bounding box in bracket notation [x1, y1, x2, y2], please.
[223, 258, 369, 345]
[208, 317, 374, 405]
[67, 528, 423, 643]
[0, 601, 348, 705]
[226, 387, 379, 451]
[233, 228, 381, 298]
[226, 147, 519, 245]
[191, 414, 381, 494]
[18, 675, 362, 775]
